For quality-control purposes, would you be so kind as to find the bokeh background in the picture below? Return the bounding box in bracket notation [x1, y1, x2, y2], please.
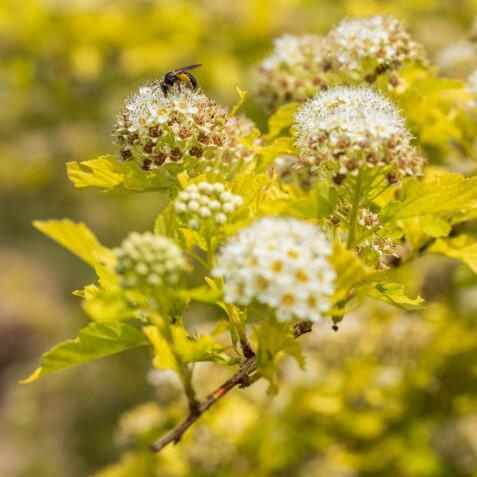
[1, 1, 477, 476]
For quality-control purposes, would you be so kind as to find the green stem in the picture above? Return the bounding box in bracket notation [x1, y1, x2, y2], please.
[346, 170, 362, 249]
[150, 311, 199, 413]
[205, 229, 215, 269]
[180, 364, 199, 413]
[225, 303, 255, 358]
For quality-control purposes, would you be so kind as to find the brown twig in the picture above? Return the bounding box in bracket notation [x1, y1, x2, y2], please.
[150, 319, 313, 453]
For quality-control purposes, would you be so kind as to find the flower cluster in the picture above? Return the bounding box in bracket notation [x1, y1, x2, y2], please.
[254, 16, 426, 110]
[213, 217, 335, 322]
[114, 84, 253, 175]
[255, 34, 328, 111]
[294, 86, 424, 182]
[115, 232, 187, 289]
[175, 181, 243, 229]
[325, 15, 427, 83]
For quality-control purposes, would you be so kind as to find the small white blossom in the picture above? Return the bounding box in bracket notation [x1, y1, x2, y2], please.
[358, 208, 380, 229]
[213, 217, 335, 322]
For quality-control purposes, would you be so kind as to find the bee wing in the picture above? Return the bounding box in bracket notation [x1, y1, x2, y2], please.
[174, 63, 202, 73]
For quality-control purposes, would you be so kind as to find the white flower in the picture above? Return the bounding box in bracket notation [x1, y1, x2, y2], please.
[213, 217, 335, 322]
[294, 86, 423, 181]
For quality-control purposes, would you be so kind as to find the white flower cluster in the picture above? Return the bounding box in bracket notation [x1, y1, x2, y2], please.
[255, 16, 426, 110]
[294, 86, 423, 181]
[213, 217, 335, 322]
[114, 84, 254, 175]
[175, 181, 243, 229]
[325, 15, 427, 80]
[255, 34, 328, 111]
[115, 232, 187, 288]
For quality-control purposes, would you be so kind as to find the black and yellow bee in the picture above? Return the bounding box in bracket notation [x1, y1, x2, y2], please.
[159, 64, 202, 96]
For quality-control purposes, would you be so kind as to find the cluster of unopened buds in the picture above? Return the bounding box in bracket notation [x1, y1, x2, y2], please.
[255, 15, 427, 111]
[175, 181, 244, 230]
[294, 86, 424, 183]
[115, 232, 187, 289]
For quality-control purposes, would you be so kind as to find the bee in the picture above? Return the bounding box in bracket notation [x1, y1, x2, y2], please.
[159, 64, 202, 96]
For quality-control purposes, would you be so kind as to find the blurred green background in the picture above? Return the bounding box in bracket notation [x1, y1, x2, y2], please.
[1, 1, 477, 476]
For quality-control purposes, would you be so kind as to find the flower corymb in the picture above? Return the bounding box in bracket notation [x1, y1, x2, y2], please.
[115, 232, 187, 289]
[325, 15, 427, 80]
[213, 217, 335, 322]
[255, 34, 328, 111]
[114, 84, 230, 172]
[294, 86, 424, 181]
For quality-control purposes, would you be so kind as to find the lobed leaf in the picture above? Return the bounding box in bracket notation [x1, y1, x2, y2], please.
[21, 323, 147, 383]
[381, 173, 477, 222]
[367, 282, 424, 311]
[67, 155, 178, 192]
[33, 219, 116, 286]
[429, 234, 477, 273]
[264, 102, 300, 141]
[329, 241, 373, 302]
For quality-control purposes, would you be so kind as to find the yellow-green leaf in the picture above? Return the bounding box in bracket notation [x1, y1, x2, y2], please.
[381, 173, 477, 222]
[143, 326, 179, 372]
[67, 155, 125, 189]
[229, 86, 248, 117]
[171, 327, 225, 363]
[367, 282, 424, 310]
[21, 323, 147, 383]
[33, 219, 116, 286]
[265, 102, 300, 140]
[429, 234, 477, 273]
[68, 155, 178, 192]
[329, 241, 373, 302]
